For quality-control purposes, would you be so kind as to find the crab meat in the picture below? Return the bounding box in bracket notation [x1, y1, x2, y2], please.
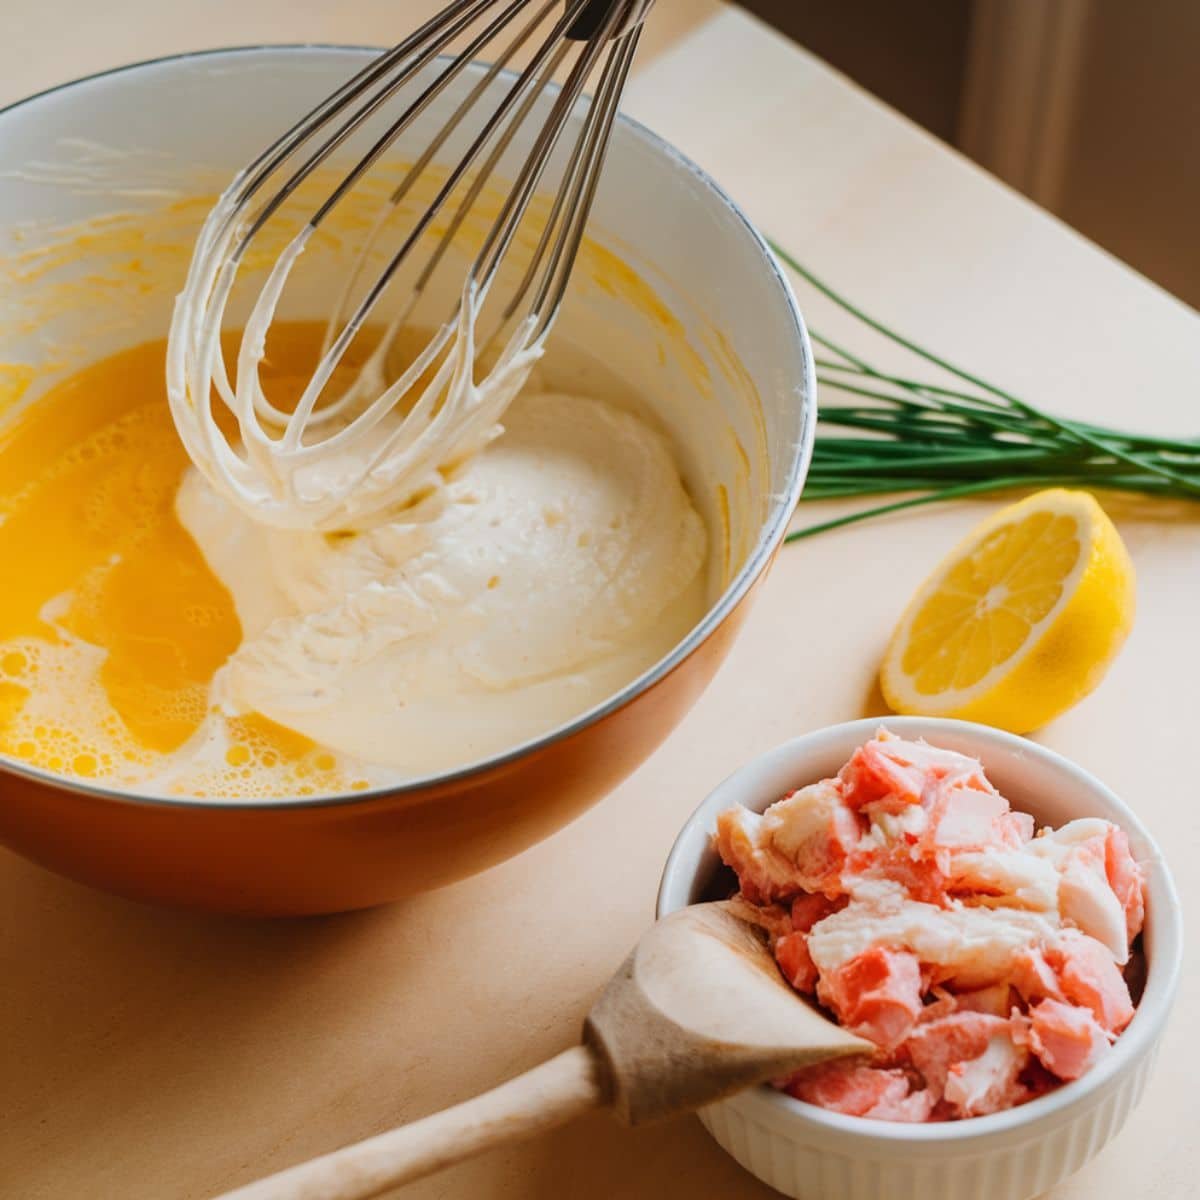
[715, 778, 859, 903]
[1029, 999, 1112, 1080]
[714, 729, 1146, 1123]
[816, 946, 925, 1048]
[1044, 928, 1135, 1032]
[904, 1012, 1030, 1117]
[781, 1059, 935, 1123]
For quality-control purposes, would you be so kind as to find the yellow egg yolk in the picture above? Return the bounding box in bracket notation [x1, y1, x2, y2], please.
[0, 323, 379, 797]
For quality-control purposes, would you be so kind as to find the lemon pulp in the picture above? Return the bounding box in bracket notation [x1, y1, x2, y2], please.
[880, 489, 1136, 733]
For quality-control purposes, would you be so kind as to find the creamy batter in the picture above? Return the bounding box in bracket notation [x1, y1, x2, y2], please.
[176, 385, 707, 774]
[156, 174, 711, 777]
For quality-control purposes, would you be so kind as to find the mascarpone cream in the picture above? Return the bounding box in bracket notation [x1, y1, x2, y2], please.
[177, 386, 708, 775]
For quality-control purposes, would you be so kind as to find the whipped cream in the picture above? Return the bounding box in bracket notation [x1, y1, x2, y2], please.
[167, 198, 544, 531]
[177, 387, 708, 775]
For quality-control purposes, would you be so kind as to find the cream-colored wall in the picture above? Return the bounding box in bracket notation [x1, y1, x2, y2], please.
[959, 0, 1200, 310]
[0, 1, 720, 108]
[1051, 0, 1200, 309]
[747, 0, 1200, 312]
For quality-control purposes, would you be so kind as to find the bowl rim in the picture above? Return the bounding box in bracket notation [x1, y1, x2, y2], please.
[657, 715, 1183, 1146]
[0, 43, 817, 812]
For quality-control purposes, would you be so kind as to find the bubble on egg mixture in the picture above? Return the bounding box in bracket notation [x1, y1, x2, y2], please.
[0, 633, 152, 779]
[0, 630, 377, 801]
[145, 708, 378, 801]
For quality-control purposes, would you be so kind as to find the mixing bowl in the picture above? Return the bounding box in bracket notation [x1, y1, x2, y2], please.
[658, 717, 1182, 1200]
[0, 47, 815, 914]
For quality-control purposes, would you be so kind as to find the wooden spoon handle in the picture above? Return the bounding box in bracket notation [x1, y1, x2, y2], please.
[214, 1045, 607, 1200]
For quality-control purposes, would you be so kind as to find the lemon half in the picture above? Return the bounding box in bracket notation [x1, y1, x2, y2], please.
[880, 489, 1135, 733]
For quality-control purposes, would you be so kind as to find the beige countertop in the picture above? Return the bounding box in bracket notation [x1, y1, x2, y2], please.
[2, 3, 1197, 1198]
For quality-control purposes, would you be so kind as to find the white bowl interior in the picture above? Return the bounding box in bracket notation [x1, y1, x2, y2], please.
[0, 47, 814, 604]
[658, 716, 1182, 1145]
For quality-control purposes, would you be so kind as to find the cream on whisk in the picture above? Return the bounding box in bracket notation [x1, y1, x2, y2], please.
[166, 0, 653, 534]
[168, 213, 546, 531]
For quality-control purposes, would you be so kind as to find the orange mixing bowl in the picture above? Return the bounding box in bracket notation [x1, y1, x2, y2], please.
[0, 48, 815, 914]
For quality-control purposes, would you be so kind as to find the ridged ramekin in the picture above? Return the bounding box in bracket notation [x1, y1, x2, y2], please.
[657, 716, 1182, 1200]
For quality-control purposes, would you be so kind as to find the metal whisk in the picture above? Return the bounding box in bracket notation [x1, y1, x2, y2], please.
[167, 0, 654, 531]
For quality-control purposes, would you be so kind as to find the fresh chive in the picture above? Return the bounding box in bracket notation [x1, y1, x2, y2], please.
[766, 239, 1200, 538]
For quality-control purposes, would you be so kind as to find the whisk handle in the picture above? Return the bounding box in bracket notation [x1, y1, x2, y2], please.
[567, 0, 655, 41]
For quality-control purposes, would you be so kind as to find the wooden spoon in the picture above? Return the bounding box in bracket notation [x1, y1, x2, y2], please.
[214, 902, 871, 1200]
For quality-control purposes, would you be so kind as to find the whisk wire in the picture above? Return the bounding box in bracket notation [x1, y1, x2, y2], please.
[234, 0, 521, 260]
[230, 0, 492, 206]
[471, 0, 628, 299]
[410, 42, 569, 301]
[315, 0, 594, 358]
[275, 0, 596, 452]
[317, 0, 563, 361]
[169, 0, 655, 530]
[529, 17, 640, 336]
[304, 0, 541, 235]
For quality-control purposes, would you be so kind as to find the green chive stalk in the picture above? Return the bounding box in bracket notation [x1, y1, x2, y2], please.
[767, 242, 1200, 541]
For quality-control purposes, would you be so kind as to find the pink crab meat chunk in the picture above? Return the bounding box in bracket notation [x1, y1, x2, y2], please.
[904, 1012, 1012, 1095]
[942, 1032, 1030, 1117]
[904, 1012, 1030, 1117]
[715, 779, 859, 903]
[953, 983, 1016, 1017]
[1011, 946, 1065, 1006]
[775, 931, 819, 994]
[1105, 826, 1146, 941]
[781, 1059, 933, 1122]
[1029, 999, 1112, 1080]
[1045, 929, 1135, 1033]
[1031, 820, 1133, 961]
[715, 728, 1147, 1123]
[817, 946, 925, 1048]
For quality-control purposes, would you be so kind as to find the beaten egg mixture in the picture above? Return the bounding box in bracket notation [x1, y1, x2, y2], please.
[0, 323, 708, 797]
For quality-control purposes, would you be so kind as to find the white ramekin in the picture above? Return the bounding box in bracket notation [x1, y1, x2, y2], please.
[657, 716, 1182, 1200]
